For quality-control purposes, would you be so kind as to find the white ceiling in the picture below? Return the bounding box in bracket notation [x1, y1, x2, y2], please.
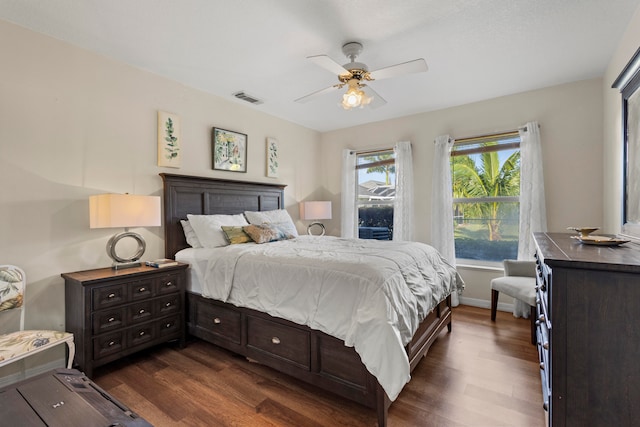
[1, 0, 639, 132]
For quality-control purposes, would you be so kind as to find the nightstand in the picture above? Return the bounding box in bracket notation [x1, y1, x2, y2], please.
[62, 263, 188, 378]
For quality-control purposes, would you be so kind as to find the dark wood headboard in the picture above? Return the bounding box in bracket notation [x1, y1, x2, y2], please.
[160, 173, 286, 259]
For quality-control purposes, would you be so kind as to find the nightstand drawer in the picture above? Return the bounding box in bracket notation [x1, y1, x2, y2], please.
[129, 279, 154, 301]
[92, 284, 126, 310]
[158, 315, 181, 337]
[129, 300, 154, 324]
[247, 315, 311, 369]
[92, 308, 125, 334]
[93, 332, 125, 359]
[157, 294, 180, 316]
[128, 323, 155, 348]
[156, 272, 181, 295]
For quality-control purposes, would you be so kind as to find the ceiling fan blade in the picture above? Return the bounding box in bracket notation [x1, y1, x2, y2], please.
[294, 85, 340, 104]
[361, 85, 387, 109]
[308, 55, 351, 77]
[368, 58, 428, 81]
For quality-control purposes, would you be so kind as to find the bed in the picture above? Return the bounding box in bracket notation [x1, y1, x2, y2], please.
[160, 173, 462, 426]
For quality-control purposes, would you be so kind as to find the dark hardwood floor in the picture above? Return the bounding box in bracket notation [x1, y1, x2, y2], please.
[93, 305, 545, 426]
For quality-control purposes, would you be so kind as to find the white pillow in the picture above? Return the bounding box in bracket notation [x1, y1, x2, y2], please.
[187, 213, 249, 248]
[180, 220, 202, 248]
[244, 209, 298, 237]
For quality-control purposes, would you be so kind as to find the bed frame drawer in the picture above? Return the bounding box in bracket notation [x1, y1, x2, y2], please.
[247, 315, 311, 370]
[192, 297, 242, 345]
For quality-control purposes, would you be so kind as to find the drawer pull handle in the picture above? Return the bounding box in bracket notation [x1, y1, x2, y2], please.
[213, 317, 221, 324]
[139, 287, 146, 292]
[165, 281, 173, 287]
[166, 323, 172, 328]
[108, 293, 116, 299]
[165, 302, 172, 307]
[539, 362, 545, 370]
[139, 309, 145, 314]
[139, 331, 145, 336]
[108, 317, 115, 323]
[108, 341, 116, 347]
[52, 401, 65, 408]
[271, 337, 281, 345]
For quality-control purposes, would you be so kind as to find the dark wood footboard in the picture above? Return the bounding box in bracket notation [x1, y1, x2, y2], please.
[186, 291, 452, 426]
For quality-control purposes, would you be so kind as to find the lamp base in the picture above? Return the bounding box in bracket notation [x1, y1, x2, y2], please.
[106, 231, 146, 269]
[307, 222, 326, 236]
[111, 260, 142, 270]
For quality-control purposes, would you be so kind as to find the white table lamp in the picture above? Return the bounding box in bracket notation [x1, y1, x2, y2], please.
[90, 193, 161, 269]
[299, 201, 332, 236]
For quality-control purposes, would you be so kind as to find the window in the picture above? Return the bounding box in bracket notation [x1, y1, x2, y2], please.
[450, 133, 521, 262]
[356, 149, 396, 240]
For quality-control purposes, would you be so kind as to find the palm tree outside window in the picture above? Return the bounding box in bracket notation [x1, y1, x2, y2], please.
[450, 134, 521, 262]
[356, 149, 396, 240]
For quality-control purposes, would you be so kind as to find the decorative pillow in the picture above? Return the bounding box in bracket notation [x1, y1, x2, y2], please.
[243, 224, 294, 244]
[187, 213, 249, 248]
[222, 226, 253, 244]
[180, 220, 202, 248]
[244, 209, 298, 237]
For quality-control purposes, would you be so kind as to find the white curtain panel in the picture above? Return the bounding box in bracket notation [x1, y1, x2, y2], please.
[393, 141, 414, 241]
[514, 121, 547, 317]
[518, 121, 547, 260]
[341, 149, 357, 238]
[432, 135, 459, 306]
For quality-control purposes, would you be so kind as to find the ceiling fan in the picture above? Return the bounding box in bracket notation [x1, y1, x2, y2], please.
[295, 41, 428, 110]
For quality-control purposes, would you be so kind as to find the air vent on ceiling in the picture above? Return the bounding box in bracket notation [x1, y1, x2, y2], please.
[233, 91, 263, 105]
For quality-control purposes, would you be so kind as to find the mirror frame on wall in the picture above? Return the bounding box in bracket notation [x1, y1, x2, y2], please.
[613, 46, 640, 239]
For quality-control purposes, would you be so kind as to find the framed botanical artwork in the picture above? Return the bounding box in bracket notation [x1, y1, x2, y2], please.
[212, 127, 247, 172]
[266, 137, 279, 178]
[157, 111, 181, 168]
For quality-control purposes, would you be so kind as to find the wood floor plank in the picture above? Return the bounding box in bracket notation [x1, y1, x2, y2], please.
[93, 305, 545, 426]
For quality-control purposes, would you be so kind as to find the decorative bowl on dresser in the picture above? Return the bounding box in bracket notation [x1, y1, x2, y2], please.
[533, 232, 640, 427]
[62, 263, 188, 378]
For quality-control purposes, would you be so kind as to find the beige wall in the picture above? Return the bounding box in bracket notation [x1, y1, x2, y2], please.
[319, 78, 604, 305]
[603, 7, 640, 234]
[0, 20, 320, 379]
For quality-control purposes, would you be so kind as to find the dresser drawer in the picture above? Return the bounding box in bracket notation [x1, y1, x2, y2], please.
[196, 300, 241, 344]
[92, 284, 127, 310]
[247, 315, 311, 370]
[92, 308, 125, 334]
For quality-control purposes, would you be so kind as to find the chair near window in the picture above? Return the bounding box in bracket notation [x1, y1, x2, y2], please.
[0, 265, 75, 370]
[490, 260, 536, 345]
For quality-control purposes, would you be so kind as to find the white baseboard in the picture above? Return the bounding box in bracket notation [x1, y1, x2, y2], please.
[458, 296, 513, 313]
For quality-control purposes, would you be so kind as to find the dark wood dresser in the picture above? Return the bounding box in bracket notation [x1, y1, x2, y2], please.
[0, 368, 151, 426]
[533, 232, 640, 427]
[63, 263, 188, 377]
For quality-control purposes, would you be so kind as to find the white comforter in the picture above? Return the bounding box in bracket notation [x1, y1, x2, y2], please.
[177, 235, 464, 400]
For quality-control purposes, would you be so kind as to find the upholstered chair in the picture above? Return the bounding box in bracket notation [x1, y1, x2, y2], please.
[0, 265, 75, 371]
[490, 260, 537, 344]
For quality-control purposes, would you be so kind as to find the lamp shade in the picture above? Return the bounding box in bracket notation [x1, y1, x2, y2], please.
[89, 194, 161, 229]
[299, 201, 332, 221]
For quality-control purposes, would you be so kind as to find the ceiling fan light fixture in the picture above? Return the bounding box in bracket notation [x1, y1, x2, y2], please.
[341, 79, 372, 110]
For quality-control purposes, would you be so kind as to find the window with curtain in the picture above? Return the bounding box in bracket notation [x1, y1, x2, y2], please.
[356, 149, 396, 240]
[450, 133, 521, 262]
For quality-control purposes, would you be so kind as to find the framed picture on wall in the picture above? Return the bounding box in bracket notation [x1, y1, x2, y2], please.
[266, 137, 279, 178]
[212, 127, 247, 172]
[157, 111, 181, 168]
